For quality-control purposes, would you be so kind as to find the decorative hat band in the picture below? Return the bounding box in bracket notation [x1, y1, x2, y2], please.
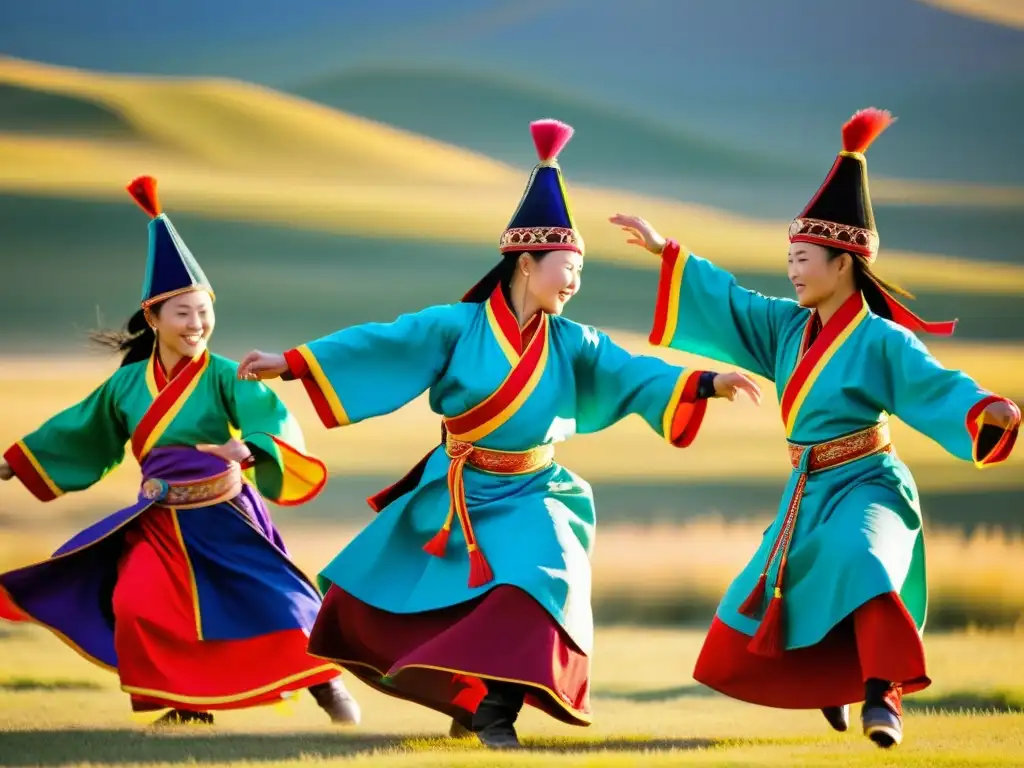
[789, 217, 878, 262]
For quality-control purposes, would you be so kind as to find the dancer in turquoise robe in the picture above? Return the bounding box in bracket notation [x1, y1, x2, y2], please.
[237, 119, 759, 749]
[610, 108, 1020, 749]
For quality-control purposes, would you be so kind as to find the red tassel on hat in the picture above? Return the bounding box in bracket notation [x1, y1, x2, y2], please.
[127, 175, 161, 217]
[842, 108, 895, 154]
[747, 590, 786, 658]
[530, 119, 574, 163]
[468, 547, 494, 588]
[737, 573, 768, 618]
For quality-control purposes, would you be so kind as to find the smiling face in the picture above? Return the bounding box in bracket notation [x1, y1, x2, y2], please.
[148, 290, 215, 359]
[787, 242, 852, 308]
[521, 250, 583, 316]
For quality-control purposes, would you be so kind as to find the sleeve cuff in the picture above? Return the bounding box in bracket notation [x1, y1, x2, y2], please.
[649, 239, 686, 347]
[663, 369, 710, 448]
[3, 442, 62, 502]
[966, 395, 1021, 468]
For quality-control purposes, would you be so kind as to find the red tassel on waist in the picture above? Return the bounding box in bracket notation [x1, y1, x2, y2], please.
[423, 526, 451, 558]
[747, 589, 786, 658]
[738, 573, 768, 618]
[468, 547, 494, 588]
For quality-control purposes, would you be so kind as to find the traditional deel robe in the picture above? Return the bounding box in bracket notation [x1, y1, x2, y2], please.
[0, 176, 338, 712]
[0, 351, 337, 711]
[284, 284, 711, 726]
[647, 200, 1019, 708]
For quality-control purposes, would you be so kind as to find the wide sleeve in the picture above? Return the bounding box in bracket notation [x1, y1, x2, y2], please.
[574, 324, 714, 448]
[224, 370, 328, 507]
[884, 327, 1020, 467]
[282, 303, 466, 429]
[3, 377, 129, 501]
[649, 239, 804, 381]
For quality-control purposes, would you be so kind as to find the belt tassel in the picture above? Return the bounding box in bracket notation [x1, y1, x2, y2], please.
[742, 472, 808, 659]
[422, 442, 494, 588]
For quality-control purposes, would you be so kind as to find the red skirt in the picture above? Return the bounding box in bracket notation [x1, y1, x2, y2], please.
[114, 508, 337, 712]
[309, 584, 592, 726]
[693, 591, 930, 708]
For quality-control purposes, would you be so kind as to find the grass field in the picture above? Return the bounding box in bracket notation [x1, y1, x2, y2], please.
[1, 619, 1022, 767]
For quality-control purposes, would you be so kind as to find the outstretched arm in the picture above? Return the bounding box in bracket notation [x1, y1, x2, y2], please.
[885, 328, 1020, 467]
[237, 304, 468, 429]
[574, 324, 760, 447]
[610, 214, 804, 382]
[2, 377, 129, 501]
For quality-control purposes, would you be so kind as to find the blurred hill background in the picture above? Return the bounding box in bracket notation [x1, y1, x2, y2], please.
[0, 1, 1022, 626]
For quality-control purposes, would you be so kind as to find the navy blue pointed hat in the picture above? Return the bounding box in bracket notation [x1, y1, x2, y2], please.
[498, 119, 584, 256]
[127, 176, 214, 309]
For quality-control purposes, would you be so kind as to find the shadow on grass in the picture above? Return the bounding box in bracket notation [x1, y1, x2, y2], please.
[0, 730, 721, 765]
[0, 677, 102, 692]
[592, 684, 717, 703]
[906, 690, 1024, 714]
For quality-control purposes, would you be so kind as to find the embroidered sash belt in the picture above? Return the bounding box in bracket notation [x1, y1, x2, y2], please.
[422, 435, 555, 588]
[739, 422, 892, 657]
[140, 465, 243, 509]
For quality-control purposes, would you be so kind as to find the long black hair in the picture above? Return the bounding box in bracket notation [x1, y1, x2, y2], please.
[462, 251, 554, 304]
[825, 246, 913, 322]
[90, 302, 163, 367]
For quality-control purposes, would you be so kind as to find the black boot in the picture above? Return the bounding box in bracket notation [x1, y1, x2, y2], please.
[861, 678, 903, 748]
[471, 680, 525, 749]
[821, 705, 849, 732]
[151, 709, 214, 726]
[309, 678, 361, 725]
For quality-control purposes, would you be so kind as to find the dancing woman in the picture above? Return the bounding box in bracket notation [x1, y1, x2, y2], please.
[610, 108, 1020, 748]
[238, 120, 759, 748]
[0, 177, 360, 726]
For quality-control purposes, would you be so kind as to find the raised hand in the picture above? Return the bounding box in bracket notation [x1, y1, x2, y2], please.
[237, 350, 288, 381]
[0, 461, 13, 481]
[609, 213, 667, 255]
[713, 372, 762, 405]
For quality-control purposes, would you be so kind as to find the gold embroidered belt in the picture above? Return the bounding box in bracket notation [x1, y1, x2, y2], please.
[140, 465, 243, 509]
[422, 436, 555, 587]
[739, 422, 892, 657]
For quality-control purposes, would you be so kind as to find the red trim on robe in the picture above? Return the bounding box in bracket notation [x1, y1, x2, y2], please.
[668, 371, 709, 448]
[693, 592, 929, 709]
[309, 584, 592, 727]
[114, 507, 337, 711]
[966, 395, 1021, 466]
[283, 348, 340, 429]
[649, 239, 682, 346]
[3, 442, 59, 502]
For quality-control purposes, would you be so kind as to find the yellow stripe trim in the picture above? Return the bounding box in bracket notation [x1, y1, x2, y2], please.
[15, 440, 63, 498]
[485, 300, 519, 366]
[661, 369, 698, 443]
[656, 250, 689, 347]
[170, 509, 204, 641]
[449, 318, 550, 443]
[145, 353, 159, 398]
[784, 301, 869, 437]
[0, 584, 117, 674]
[140, 353, 211, 460]
[296, 344, 351, 426]
[121, 664, 339, 705]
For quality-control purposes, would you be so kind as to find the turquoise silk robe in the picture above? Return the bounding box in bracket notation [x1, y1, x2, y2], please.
[283, 285, 710, 656]
[649, 241, 1020, 648]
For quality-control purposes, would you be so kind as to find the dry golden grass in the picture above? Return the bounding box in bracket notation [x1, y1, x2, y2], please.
[917, 0, 1024, 29]
[2, 56, 1024, 294]
[2, 620, 1023, 766]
